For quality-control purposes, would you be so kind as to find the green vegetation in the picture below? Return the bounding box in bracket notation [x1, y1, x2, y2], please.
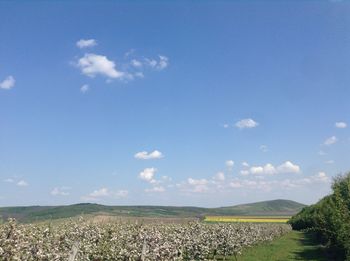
[289, 172, 350, 260]
[220, 199, 305, 215]
[0, 199, 305, 223]
[237, 231, 327, 261]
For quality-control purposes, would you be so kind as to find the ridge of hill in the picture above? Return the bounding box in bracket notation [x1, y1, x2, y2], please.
[0, 199, 306, 223]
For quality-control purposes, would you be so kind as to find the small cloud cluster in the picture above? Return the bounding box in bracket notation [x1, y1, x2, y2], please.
[139, 167, 157, 183]
[51, 186, 70, 196]
[138, 167, 171, 193]
[142, 56, 169, 70]
[74, 39, 169, 89]
[0, 75, 15, 90]
[229, 171, 330, 191]
[243, 161, 300, 176]
[235, 118, 259, 129]
[76, 39, 97, 49]
[145, 186, 165, 193]
[82, 187, 128, 201]
[4, 178, 28, 187]
[134, 150, 164, 160]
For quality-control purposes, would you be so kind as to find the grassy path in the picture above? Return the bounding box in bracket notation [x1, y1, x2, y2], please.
[236, 231, 327, 261]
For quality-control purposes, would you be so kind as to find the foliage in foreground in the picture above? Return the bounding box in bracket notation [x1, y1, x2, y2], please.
[289, 172, 350, 260]
[0, 218, 291, 260]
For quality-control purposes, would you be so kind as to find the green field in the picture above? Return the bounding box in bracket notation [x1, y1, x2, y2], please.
[237, 231, 327, 261]
[204, 215, 290, 223]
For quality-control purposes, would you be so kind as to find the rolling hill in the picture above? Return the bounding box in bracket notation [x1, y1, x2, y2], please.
[0, 199, 306, 223]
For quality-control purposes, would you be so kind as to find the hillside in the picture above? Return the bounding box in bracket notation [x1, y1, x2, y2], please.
[215, 199, 306, 216]
[0, 199, 306, 223]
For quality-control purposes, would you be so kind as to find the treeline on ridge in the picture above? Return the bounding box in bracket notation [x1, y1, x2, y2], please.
[289, 172, 350, 260]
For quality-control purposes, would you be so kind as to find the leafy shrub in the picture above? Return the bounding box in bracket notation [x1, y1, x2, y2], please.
[289, 172, 350, 260]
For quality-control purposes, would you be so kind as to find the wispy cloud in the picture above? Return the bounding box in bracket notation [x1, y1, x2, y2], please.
[3, 178, 14, 183]
[324, 136, 338, 146]
[76, 39, 97, 49]
[145, 186, 165, 193]
[80, 84, 89, 93]
[130, 59, 143, 68]
[17, 180, 28, 187]
[82, 188, 128, 201]
[51, 187, 70, 196]
[145, 55, 169, 70]
[134, 150, 164, 160]
[260, 145, 269, 152]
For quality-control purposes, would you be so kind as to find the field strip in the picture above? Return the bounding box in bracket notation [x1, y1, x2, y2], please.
[204, 216, 290, 223]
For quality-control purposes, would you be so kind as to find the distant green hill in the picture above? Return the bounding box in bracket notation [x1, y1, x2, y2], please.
[0, 199, 306, 223]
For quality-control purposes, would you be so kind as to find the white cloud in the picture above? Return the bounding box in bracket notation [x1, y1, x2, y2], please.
[145, 58, 157, 68]
[214, 172, 225, 181]
[242, 161, 250, 168]
[80, 84, 89, 93]
[235, 118, 259, 129]
[180, 178, 210, 193]
[77, 53, 126, 79]
[157, 55, 169, 70]
[76, 39, 97, 48]
[250, 166, 264, 175]
[250, 163, 277, 175]
[324, 136, 338, 146]
[131, 59, 142, 68]
[115, 190, 129, 198]
[145, 186, 165, 193]
[276, 161, 300, 174]
[335, 122, 347, 128]
[311, 172, 330, 183]
[188, 178, 208, 186]
[82, 188, 128, 201]
[229, 181, 243, 188]
[225, 160, 234, 170]
[145, 55, 169, 70]
[240, 170, 250, 176]
[223, 123, 229, 128]
[51, 187, 70, 196]
[0, 75, 15, 90]
[17, 180, 28, 187]
[134, 150, 164, 160]
[139, 168, 157, 183]
[90, 187, 109, 197]
[4, 178, 14, 183]
[319, 150, 327, 156]
[244, 161, 300, 176]
[134, 72, 144, 78]
[325, 160, 335, 164]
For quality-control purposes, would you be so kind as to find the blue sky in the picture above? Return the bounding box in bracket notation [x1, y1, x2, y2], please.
[1, 1, 350, 207]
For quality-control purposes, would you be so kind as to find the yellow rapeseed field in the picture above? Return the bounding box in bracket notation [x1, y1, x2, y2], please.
[204, 216, 290, 223]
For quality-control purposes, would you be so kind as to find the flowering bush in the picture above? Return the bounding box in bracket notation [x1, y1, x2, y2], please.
[0, 218, 291, 260]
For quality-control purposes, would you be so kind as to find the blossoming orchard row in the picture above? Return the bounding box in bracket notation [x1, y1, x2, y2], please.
[0, 218, 291, 260]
